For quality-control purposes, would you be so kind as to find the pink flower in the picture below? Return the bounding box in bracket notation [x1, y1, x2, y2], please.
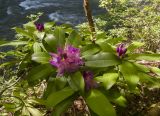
[50, 45, 84, 76]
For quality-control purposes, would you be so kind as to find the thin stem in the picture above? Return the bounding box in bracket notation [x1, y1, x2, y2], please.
[83, 0, 96, 42]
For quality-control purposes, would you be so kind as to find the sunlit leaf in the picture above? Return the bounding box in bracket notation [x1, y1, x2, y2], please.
[46, 87, 74, 107]
[69, 72, 85, 92]
[54, 27, 65, 47]
[32, 52, 50, 63]
[128, 54, 160, 61]
[85, 52, 121, 67]
[119, 61, 139, 91]
[86, 89, 116, 116]
[0, 41, 28, 47]
[127, 41, 144, 52]
[27, 64, 54, 83]
[95, 73, 118, 90]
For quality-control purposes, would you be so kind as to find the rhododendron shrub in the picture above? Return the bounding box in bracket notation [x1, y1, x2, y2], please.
[0, 17, 160, 116]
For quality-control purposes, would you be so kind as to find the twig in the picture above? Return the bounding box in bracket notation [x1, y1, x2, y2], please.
[83, 0, 96, 43]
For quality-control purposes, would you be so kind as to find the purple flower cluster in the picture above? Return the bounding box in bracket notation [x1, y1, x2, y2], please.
[83, 71, 98, 91]
[116, 44, 127, 57]
[50, 45, 84, 76]
[35, 23, 44, 32]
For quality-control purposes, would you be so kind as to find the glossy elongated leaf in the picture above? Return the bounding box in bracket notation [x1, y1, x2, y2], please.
[14, 27, 33, 39]
[22, 107, 30, 116]
[32, 52, 50, 63]
[46, 87, 74, 107]
[127, 41, 144, 52]
[0, 41, 28, 47]
[27, 107, 43, 116]
[54, 27, 65, 47]
[27, 64, 54, 83]
[34, 31, 45, 40]
[82, 47, 100, 57]
[133, 63, 150, 73]
[0, 40, 8, 45]
[0, 61, 18, 68]
[106, 37, 127, 45]
[95, 73, 118, 90]
[66, 30, 81, 47]
[24, 22, 35, 30]
[43, 77, 67, 99]
[114, 96, 127, 107]
[86, 89, 116, 116]
[81, 44, 100, 57]
[52, 97, 73, 116]
[44, 34, 57, 51]
[106, 91, 127, 107]
[96, 41, 114, 52]
[151, 67, 160, 76]
[138, 72, 155, 83]
[138, 72, 160, 88]
[119, 61, 139, 91]
[3, 103, 18, 112]
[33, 42, 42, 53]
[128, 54, 160, 61]
[85, 60, 119, 68]
[85, 52, 120, 67]
[44, 22, 55, 29]
[69, 72, 85, 92]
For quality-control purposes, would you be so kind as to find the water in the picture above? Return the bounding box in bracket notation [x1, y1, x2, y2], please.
[0, 0, 103, 40]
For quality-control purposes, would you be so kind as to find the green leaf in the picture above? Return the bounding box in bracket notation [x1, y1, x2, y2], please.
[69, 72, 85, 92]
[33, 42, 42, 53]
[85, 52, 120, 67]
[106, 91, 127, 107]
[43, 77, 67, 99]
[127, 41, 144, 52]
[0, 41, 28, 47]
[54, 27, 65, 47]
[106, 37, 127, 45]
[44, 22, 55, 29]
[24, 22, 36, 31]
[52, 97, 73, 116]
[27, 64, 54, 83]
[138, 72, 160, 88]
[27, 107, 43, 116]
[95, 73, 118, 90]
[34, 31, 45, 40]
[128, 54, 160, 61]
[119, 61, 139, 91]
[46, 87, 74, 107]
[0, 40, 8, 45]
[14, 27, 33, 39]
[3, 103, 18, 112]
[44, 34, 57, 52]
[0, 61, 18, 68]
[133, 63, 150, 73]
[86, 89, 116, 116]
[22, 107, 30, 116]
[82, 47, 100, 57]
[81, 44, 100, 57]
[151, 67, 160, 76]
[96, 41, 114, 52]
[66, 30, 81, 47]
[32, 52, 50, 63]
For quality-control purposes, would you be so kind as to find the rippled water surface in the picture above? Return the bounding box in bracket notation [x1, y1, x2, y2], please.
[0, 0, 103, 39]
